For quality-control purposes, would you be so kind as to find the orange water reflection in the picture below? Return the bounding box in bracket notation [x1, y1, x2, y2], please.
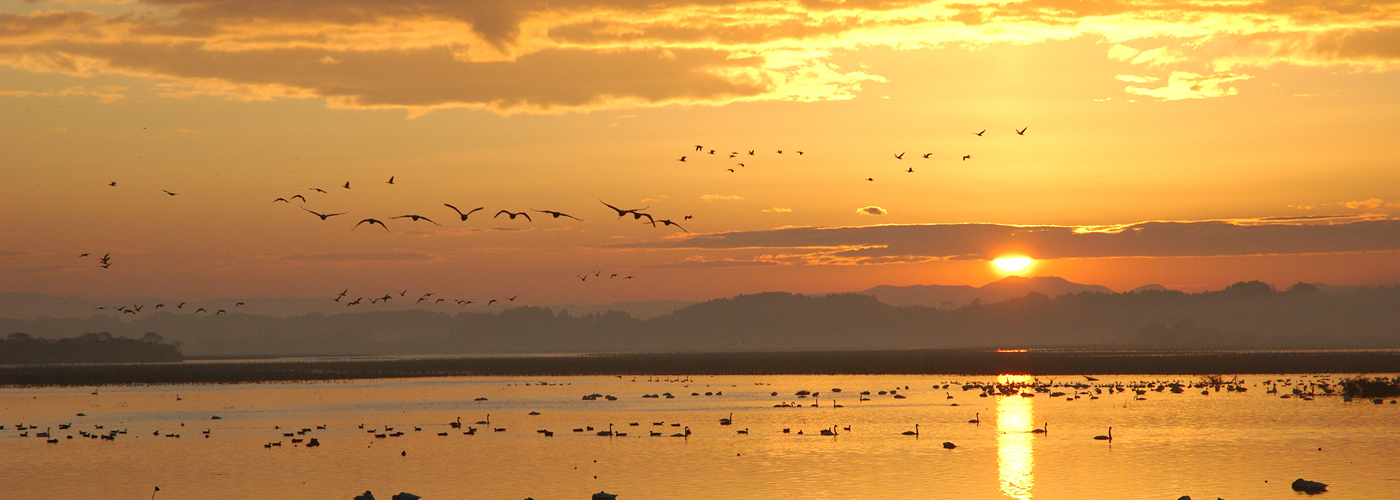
[997, 388, 1035, 499]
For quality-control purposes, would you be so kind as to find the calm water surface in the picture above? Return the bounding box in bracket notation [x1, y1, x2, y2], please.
[3, 374, 1398, 499]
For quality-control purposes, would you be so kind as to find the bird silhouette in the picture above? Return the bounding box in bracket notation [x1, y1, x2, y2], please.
[906, 168, 915, 173]
[656, 219, 688, 232]
[353, 218, 390, 232]
[342, 182, 350, 189]
[684, 215, 692, 220]
[777, 150, 784, 154]
[727, 169, 734, 173]
[922, 153, 933, 159]
[1016, 127, 1028, 135]
[445, 204, 485, 221]
[865, 177, 874, 182]
[215, 309, 227, 315]
[695, 145, 703, 151]
[748, 150, 755, 155]
[975, 129, 986, 136]
[195, 308, 207, 313]
[235, 302, 244, 307]
[273, 198, 289, 203]
[632, 211, 657, 226]
[600, 201, 648, 219]
[108, 182, 117, 187]
[79, 253, 90, 258]
[532, 210, 582, 221]
[386, 176, 395, 184]
[162, 190, 178, 196]
[302, 208, 347, 220]
[894, 152, 905, 159]
[708, 150, 716, 154]
[177, 302, 186, 308]
[310, 188, 328, 193]
[577, 274, 588, 282]
[677, 156, 687, 162]
[506, 295, 519, 301]
[962, 155, 972, 161]
[291, 195, 306, 202]
[593, 271, 601, 277]
[736, 163, 745, 167]
[487, 299, 498, 306]
[392, 215, 440, 225]
[495, 210, 532, 222]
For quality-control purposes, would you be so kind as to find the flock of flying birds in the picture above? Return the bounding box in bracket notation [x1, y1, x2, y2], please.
[330, 288, 525, 309]
[83, 127, 1027, 310]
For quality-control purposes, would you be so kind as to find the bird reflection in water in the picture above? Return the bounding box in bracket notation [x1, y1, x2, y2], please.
[997, 376, 1035, 500]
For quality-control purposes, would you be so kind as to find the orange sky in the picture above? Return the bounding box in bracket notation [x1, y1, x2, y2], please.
[3, 0, 1400, 305]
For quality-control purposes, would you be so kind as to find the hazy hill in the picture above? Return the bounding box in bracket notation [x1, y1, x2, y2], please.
[859, 276, 1116, 307]
[5, 281, 1400, 357]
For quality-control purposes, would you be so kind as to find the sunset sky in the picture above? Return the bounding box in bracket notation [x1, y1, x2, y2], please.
[3, 0, 1400, 305]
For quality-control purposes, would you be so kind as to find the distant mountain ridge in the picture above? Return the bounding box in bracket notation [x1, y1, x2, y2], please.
[858, 276, 1116, 308]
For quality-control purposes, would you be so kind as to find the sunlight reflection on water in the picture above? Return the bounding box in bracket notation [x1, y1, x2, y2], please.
[997, 395, 1035, 500]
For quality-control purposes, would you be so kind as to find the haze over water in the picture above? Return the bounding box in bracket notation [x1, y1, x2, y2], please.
[4, 374, 1397, 499]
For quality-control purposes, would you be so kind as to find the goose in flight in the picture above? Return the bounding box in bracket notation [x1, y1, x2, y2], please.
[922, 153, 933, 159]
[445, 204, 484, 221]
[748, 150, 755, 155]
[865, 177, 874, 182]
[656, 219, 688, 232]
[975, 129, 986, 136]
[727, 169, 734, 173]
[684, 215, 692, 220]
[386, 176, 395, 184]
[302, 208, 347, 220]
[577, 274, 588, 282]
[695, 145, 703, 151]
[633, 211, 657, 226]
[162, 190, 178, 196]
[495, 210, 532, 222]
[353, 218, 390, 232]
[506, 295, 519, 302]
[677, 156, 687, 162]
[291, 195, 306, 202]
[962, 155, 972, 161]
[195, 308, 207, 313]
[1016, 127, 1028, 135]
[342, 182, 350, 189]
[108, 182, 117, 187]
[392, 214, 440, 226]
[487, 299, 498, 306]
[797, 151, 804, 155]
[894, 152, 904, 159]
[600, 201, 648, 219]
[273, 198, 289, 203]
[310, 188, 328, 193]
[532, 210, 583, 221]
[907, 168, 915, 173]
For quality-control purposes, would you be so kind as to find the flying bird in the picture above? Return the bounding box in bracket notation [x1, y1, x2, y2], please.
[736, 163, 745, 167]
[632, 211, 657, 226]
[162, 190, 178, 196]
[177, 302, 186, 308]
[894, 152, 904, 159]
[386, 176, 395, 184]
[495, 210, 532, 222]
[656, 219, 688, 232]
[302, 208, 347, 220]
[531, 210, 583, 221]
[577, 274, 588, 282]
[108, 182, 117, 187]
[727, 169, 734, 173]
[1016, 127, 1028, 135]
[445, 204, 485, 221]
[506, 295, 519, 301]
[748, 150, 755, 155]
[353, 218, 390, 232]
[342, 182, 350, 189]
[392, 214, 441, 226]
[797, 151, 804, 155]
[195, 308, 207, 314]
[708, 150, 716, 155]
[235, 302, 244, 307]
[79, 253, 89, 258]
[962, 155, 972, 161]
[922, 153, 933, 159]
[677, 156, 687, 162]
[684, 215, 692, 220]
[865, 177, 874, 182]
[291, 195, 306, 202]
[694, 145, 703, 151]
[907, 168, 915, 173]
[216, 309, 227, 315]
[777, 150, 783, 154]
[273, 198, 289, 203]
[310, 188, 328, 193]
[975, 129, 986, 136]
[600, 201, 648, 219]
[487, 299, 498, 306]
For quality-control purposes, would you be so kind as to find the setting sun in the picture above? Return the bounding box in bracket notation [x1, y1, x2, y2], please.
[994, 257, 1033, 272]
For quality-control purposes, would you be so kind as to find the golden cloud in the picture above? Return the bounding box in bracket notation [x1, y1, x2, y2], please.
[2, 0, 1399, 112]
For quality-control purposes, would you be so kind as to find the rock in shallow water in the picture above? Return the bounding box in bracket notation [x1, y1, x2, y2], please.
[1292, 478, 1328, 494]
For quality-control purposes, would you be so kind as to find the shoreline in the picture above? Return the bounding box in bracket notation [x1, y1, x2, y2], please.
[3, 349, 1399, 387]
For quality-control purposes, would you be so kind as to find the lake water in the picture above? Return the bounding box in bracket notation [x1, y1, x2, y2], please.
[2, 374, 1398, 499]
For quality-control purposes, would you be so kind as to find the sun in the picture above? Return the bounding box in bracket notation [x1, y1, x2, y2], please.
[993, 256, 1033, 272]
